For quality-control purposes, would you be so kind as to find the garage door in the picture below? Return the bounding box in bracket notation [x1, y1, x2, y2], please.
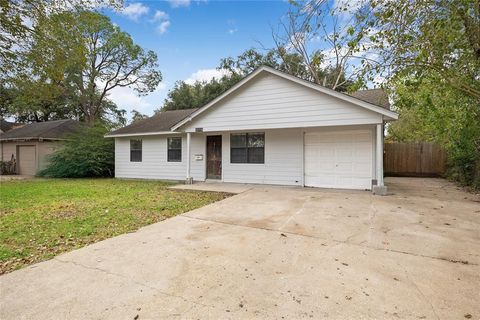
[18, 146, 36, 175]
[304, 130, 373, 190]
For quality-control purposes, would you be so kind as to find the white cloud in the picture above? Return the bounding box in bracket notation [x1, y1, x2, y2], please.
[152, 10, 169, 21]
[227, 28, 238, 35]
[107, 83, 167, 116]
[167, 0, 190, 8]
[121, 3, 149, 21]
[156, 20, 171, 34]
[152, 10, 171, 34]
[185, 68, 231, 85]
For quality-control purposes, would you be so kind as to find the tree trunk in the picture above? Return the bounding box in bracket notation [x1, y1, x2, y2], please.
[85, 113, 96, 125]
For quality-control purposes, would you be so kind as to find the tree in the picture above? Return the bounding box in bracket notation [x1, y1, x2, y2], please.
[3, 10, 159, 125]
[270, 0, 376, 90]
[369, 0, 480, 102]
[387, 72, 480, 188]
[0, 0, 123, 74]
[130, 110, 148, 123]
[371, 0, 480, 189]
[220, 48, 355, 92]
[161, 75, 241, 111]
[41, 11, 162, 124]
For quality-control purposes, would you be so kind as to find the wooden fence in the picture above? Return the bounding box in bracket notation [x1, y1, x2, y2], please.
[384, 142, 448, 177]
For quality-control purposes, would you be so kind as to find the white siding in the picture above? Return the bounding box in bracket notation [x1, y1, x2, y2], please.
[115, 135, 188, 180]
[183, 73, 383, 132]
[114, 129, 303, 185]
[221, 128, 303, 186]
[190, 133, 206, 181]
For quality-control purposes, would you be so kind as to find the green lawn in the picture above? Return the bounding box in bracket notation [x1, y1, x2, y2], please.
[0, 178, 230, 274]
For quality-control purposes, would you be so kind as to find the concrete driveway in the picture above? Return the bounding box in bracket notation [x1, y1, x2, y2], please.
[1, 178, 479, 319]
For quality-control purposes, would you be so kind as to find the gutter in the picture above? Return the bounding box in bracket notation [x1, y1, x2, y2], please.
[104, 131, 178, 138]
[0, 137, 67, 142]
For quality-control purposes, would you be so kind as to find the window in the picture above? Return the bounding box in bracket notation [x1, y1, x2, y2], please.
[130, 139, 142, 162]
[230, 133, 264, 164]
[167, 137, 182, 162]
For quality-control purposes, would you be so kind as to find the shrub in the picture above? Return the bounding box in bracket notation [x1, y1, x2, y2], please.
[39, 124, 114, 178]
[0, 160, 16, 175]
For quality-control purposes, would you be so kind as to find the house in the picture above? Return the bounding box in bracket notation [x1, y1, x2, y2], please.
[106, 66, 398, 194]
[0, 119, 82, 175]
[0, 119, 23, 133]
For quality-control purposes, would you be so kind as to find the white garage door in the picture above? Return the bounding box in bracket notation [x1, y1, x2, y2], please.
[304, 130, 373, 190]
[18, 146, 36, 175]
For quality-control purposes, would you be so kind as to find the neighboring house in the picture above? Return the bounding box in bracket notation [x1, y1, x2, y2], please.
[0, 119, 82, 175]
[0, 119, 23, 133]
[106, 66, 398, 193]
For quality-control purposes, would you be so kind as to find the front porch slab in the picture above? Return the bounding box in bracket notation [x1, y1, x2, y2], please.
[169, 181, 254, 194]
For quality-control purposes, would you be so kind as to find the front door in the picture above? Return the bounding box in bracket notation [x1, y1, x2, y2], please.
[206, 135, 222, 179]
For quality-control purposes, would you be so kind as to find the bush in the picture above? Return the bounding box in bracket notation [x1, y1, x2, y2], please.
[0, 160, 16, 175]
[39, 124, 114, 178]
[445, 119, 480, 190]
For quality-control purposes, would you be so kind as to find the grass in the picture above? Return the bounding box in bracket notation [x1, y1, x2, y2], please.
[0, 178, 230, 274]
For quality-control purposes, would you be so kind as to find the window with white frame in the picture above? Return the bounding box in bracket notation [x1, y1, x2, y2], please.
[130, 139, 142, 162]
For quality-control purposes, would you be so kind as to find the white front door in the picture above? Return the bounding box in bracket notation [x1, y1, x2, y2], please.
[304, 129, 373, 190]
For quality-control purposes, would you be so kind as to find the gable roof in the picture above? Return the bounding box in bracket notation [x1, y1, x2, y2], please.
[349, 88, 390, 110]
[172, 66, 398, 131]
[105, 108, 198, 138]
[0, 119, 82, 141]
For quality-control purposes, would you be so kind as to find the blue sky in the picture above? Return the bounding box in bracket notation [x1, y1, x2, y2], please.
[103, 0, 291, 118]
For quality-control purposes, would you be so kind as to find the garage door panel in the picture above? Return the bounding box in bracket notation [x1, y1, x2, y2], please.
[355, 132, 372, 142]
[336, 162, 353, 172]
[336, 147, 353, 158]
[354, 162, 371, 173]
[304, 129, 373, 190]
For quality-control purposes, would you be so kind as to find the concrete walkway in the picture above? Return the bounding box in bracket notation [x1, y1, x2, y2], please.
[1, 178, 479, 319]
[0, 175, 33, 182]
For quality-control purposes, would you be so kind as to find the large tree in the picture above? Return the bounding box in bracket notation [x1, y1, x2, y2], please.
[372, 0, 480, 188]
[0, 0, 122, 74]
[4, 10, 161, 124]
[161, 75, 241, 111]
[369, 0, 480, 102]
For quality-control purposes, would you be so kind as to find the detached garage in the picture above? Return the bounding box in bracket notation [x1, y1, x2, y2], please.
[107, 66, 398, 194]
[0, 119, 82, 175]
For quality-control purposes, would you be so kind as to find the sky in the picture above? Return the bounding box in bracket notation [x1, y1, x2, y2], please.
[102, 0, 292, 119]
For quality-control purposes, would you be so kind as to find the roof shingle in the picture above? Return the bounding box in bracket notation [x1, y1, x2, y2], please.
[107, 108, 198, 136]
[0, 119, 82, 141]
[349, 88, 390, 109]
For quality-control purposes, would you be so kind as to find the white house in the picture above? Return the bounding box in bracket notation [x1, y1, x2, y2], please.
[106, 66, 398, 194]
